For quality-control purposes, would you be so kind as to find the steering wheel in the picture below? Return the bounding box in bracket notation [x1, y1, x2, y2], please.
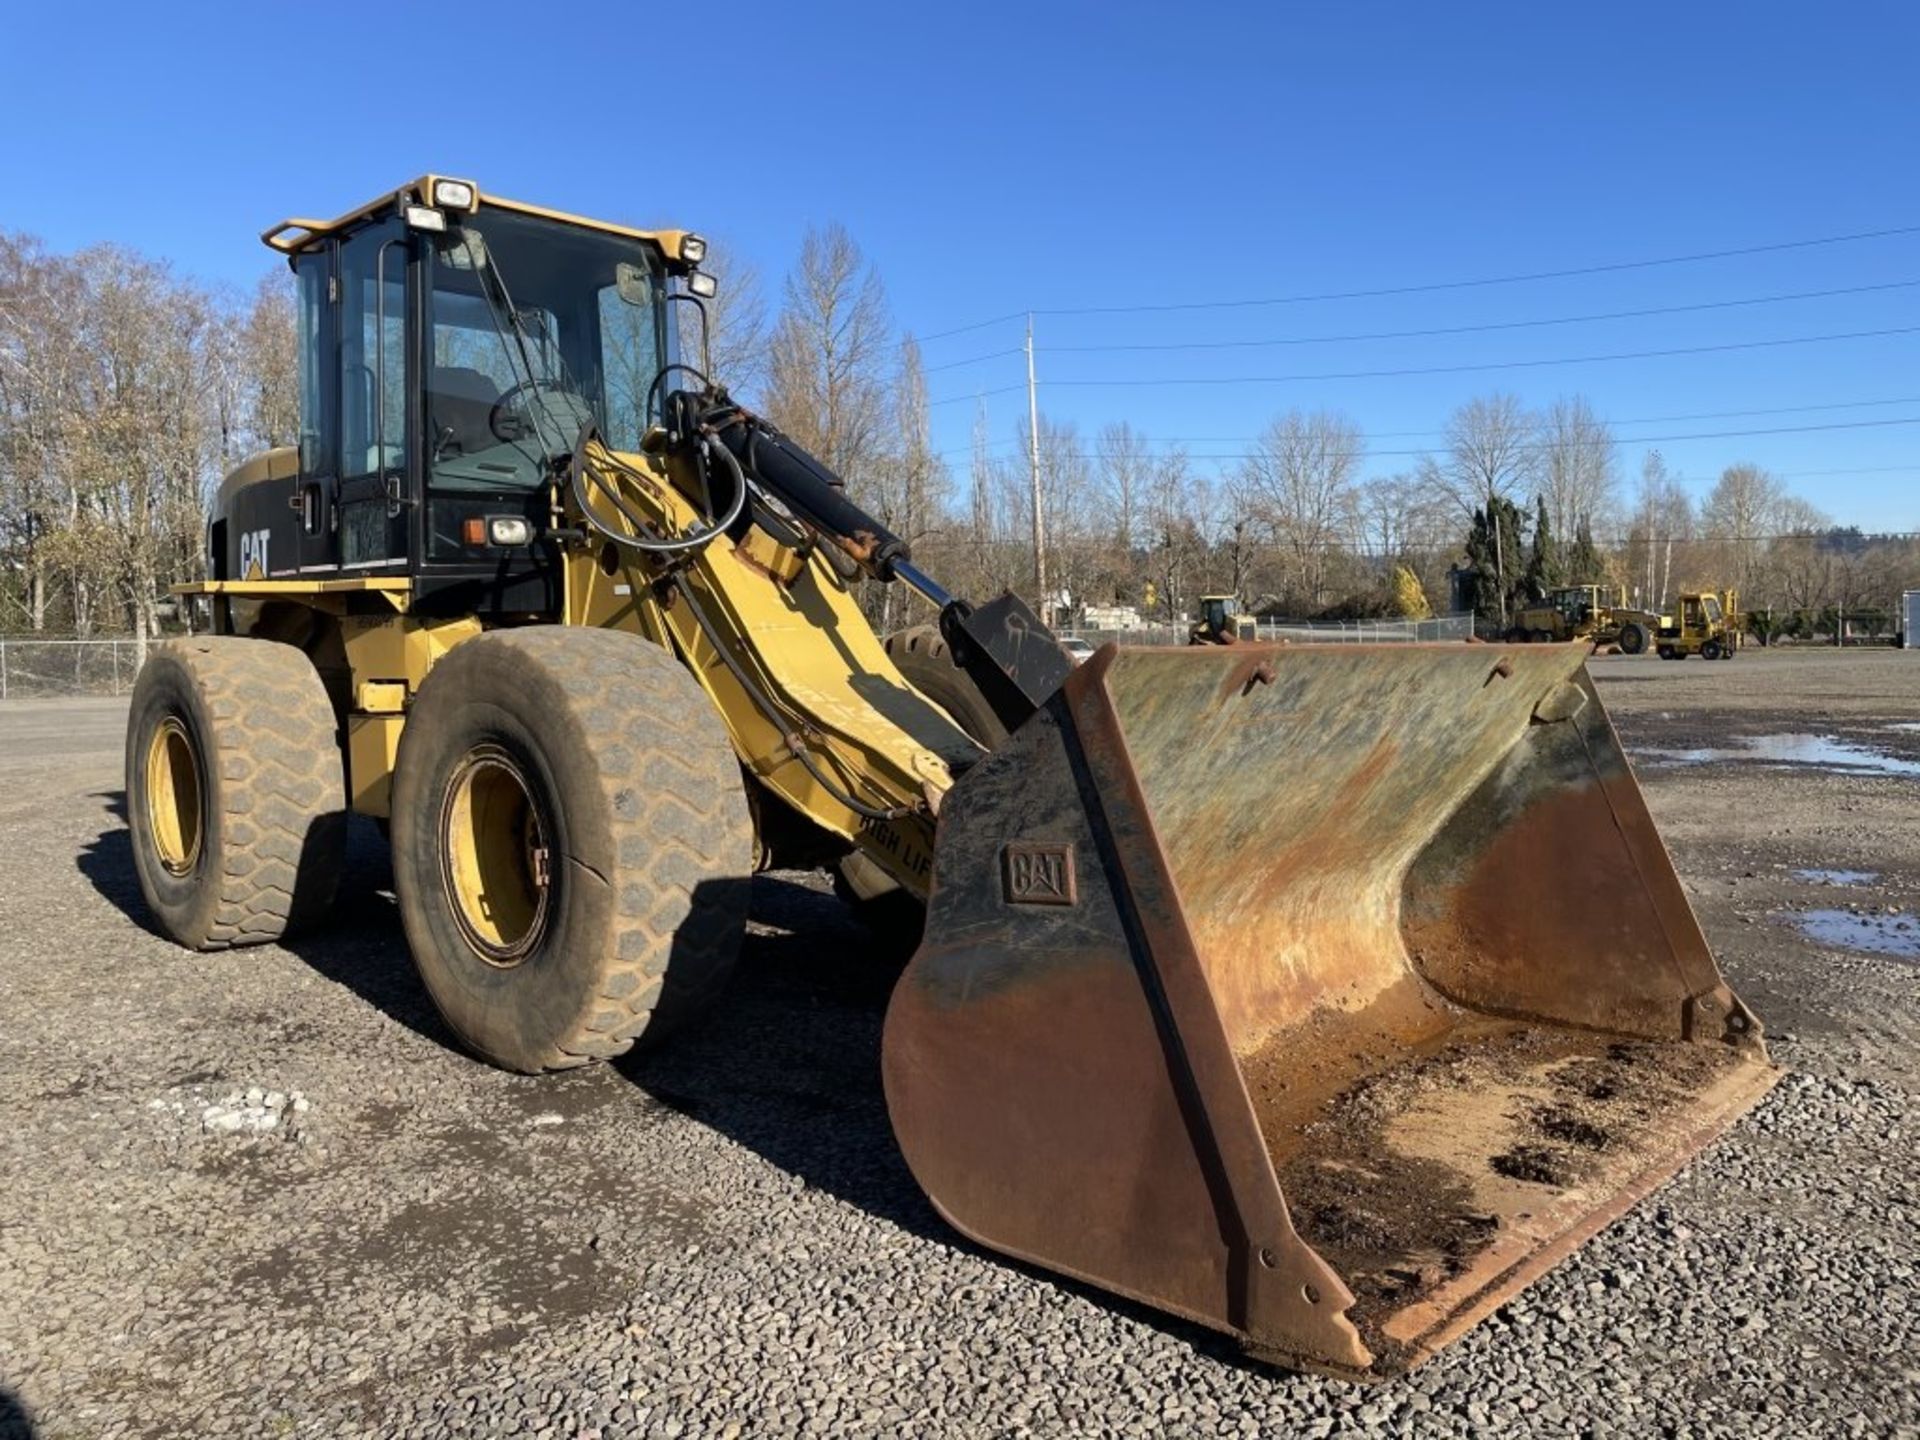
[489, 378, 575, 443]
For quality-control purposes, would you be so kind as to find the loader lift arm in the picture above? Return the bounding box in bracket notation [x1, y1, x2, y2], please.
[683, 389, 1073, 736]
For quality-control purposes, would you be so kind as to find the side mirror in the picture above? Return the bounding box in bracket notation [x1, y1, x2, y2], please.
[614, 262, 652, 306]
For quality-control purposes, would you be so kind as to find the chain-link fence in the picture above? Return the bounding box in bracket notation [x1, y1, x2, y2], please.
[1062, 613, 1475, 648]
[0, 638, 147, 699]
[0, 611, 1478, 701]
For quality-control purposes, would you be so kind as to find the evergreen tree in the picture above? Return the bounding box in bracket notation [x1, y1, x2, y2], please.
[1524, 494, 1559, 597]
[1463, 497, 1524, 623]
[1567, 513, 1604, 583]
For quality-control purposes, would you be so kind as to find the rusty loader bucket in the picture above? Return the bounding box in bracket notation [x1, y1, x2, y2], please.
[883, 643, 1776, 1378]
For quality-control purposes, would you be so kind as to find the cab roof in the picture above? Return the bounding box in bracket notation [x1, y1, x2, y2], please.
[260, 175, 699, 269]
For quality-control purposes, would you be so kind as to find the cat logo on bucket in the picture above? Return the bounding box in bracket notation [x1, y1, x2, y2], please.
[1002, 842, 1076, 906]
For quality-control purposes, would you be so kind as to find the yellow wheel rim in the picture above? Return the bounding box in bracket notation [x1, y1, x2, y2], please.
[440, 745, 551, 965]
[145, 716, 203, 877]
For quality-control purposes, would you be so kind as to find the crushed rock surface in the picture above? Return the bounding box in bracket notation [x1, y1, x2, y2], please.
[0, 650, 1917, 1437]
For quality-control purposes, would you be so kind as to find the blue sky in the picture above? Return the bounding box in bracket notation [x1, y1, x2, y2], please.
[3, 1, 1915, 529]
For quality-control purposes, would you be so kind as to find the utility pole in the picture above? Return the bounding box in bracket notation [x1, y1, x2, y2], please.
[1491, 480, 1507, 630]
[1025, 313, 1048, 622]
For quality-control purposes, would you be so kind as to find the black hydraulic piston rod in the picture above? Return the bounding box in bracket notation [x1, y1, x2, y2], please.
[694, 394, 1072, 736]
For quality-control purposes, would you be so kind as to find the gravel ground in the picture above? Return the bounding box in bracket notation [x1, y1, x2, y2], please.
[1, 648, 1916, 1439]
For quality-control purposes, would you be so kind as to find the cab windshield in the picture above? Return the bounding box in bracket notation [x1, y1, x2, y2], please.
[426, 208, 667, 493]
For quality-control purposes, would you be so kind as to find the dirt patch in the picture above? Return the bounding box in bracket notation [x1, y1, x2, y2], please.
[1490, 1144, 1570, 1185]
[1252, 1020, 1752, 1350]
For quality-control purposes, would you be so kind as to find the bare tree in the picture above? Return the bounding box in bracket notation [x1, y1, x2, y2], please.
[236, 271, 299, 453]
[1536, 395, 1617, 538]
[762, 224, 891, 498]
[865, 336, 950, 630]
[1238, 409, 1363, 610]
[1095, 422, 1151, 551]
[1143, 449, 1208, 622]
[1626, 450, 1694, 609]
[1438, 394, 1539, 624]
[678, 237, 768, 398]
[1700, 462, 1787, 595]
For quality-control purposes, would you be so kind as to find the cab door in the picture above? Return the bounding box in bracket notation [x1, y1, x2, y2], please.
[335, 219, 412, 571]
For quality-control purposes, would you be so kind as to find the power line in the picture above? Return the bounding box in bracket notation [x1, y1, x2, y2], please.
[923, 347, 1023, 375]
[909, 221, 1920, 340]
[1038, 279, 1920, 356]
[980, 324, 1920, 397]
[929, 383, 1026, 409]
[954, 416, 1920, 469]
[919, 277, 1920, 372]
[939, 394, 1920, 459]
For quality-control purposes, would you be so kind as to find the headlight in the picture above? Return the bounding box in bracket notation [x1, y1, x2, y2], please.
[687, 271, 718, 299]
[488, 517, 532, 546]
[403, 204, 446, 232]
[432, 178, 477, 211]
[681, 233, 707, 264]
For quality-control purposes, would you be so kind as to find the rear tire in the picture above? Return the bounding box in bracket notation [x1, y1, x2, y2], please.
[1702, 640, 1723, 661]
[391, 628, 752, 1072]
[1619, 622, 1649, 655]
[125, 637, 346, 950]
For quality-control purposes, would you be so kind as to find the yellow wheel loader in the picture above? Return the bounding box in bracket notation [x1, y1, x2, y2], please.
[1189, 594, 1258, 645]
[126, 177, 1776, 1379]
[1655, 590, 1742, 660]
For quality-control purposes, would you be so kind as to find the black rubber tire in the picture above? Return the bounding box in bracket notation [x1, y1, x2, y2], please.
[882, 625, 1008, 748]
[1702, 640, 1723, 661]
[125, 637, 346, 950]
[1619, 622, 1649, 655]
[1657, 645, 1677, 661]
[391, 627, 752, 1073]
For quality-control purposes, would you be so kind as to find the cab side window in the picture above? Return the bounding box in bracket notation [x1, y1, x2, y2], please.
[338, 221, 408, 484]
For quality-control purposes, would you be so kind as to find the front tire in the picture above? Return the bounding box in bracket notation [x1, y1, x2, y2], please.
[391, 628, 752, 1072]
[1619, 622, 1649, 655]
[125, 638, 346, 950]
[882, 625, 1008, 748]
[1702, 640, 1723, 661]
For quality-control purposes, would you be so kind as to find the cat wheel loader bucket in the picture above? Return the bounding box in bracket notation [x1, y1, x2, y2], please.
[884, 642, 1775, 1379]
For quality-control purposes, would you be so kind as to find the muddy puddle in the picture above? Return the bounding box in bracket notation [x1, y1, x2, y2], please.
[1793, 868, 1880, 887]
[1638, 733, 1920, 777]
[1779, 907, 1920, 961]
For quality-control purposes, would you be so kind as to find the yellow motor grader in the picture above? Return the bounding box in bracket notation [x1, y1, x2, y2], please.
[1507, 584, 1659, 655]
[126, 177, 1775, 1379]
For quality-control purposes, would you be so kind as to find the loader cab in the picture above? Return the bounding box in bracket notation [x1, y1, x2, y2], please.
[222, 178, 704, 617]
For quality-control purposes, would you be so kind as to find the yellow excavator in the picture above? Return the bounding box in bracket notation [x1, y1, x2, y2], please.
[125, 177, 1775, 1379]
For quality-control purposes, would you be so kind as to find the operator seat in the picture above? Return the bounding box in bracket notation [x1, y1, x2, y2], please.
[430, 367, 502, 457]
